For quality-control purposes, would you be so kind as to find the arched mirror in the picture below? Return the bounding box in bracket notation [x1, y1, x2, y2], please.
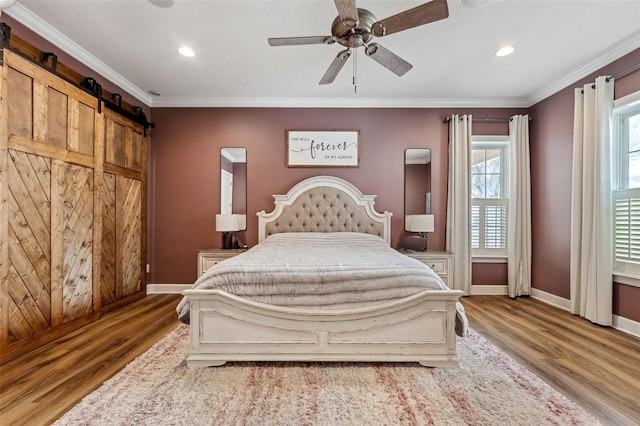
[404, 148, 432, 231]
[220, 147, 247, 229]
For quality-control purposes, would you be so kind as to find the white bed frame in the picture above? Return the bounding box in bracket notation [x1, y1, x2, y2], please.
[183, 176, 463, 368]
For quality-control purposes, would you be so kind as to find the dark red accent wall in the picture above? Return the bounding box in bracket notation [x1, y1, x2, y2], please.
[529, 48, 640, 321]
[148, 107, 525, 284]
[472, 263, 508, 286]
[614, 283, 640, 323]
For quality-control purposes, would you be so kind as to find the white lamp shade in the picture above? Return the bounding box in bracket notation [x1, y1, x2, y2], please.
[215, 214, 241, 232]
[236, 214, 246, 230]
[405, 214, 435, 233]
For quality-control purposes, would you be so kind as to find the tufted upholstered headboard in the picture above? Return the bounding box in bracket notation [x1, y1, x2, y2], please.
[257, 176, 393, 245]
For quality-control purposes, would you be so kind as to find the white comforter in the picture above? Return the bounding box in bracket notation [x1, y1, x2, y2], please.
[177, 232, 468, 335]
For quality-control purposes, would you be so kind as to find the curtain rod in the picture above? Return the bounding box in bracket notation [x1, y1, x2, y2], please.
[442, 116, 533, 124]
[607, 62, 640, 82]
[585, 62, 640, 90]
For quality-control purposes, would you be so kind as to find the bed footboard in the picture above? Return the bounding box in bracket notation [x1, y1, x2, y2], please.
[183, 289, 464, 368]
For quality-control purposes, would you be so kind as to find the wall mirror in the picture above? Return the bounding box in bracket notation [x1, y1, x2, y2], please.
[404, 148, 432, 231]
[220, 147, 247, 230]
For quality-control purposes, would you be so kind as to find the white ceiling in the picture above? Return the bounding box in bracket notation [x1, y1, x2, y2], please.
[5, 0, 640, 108]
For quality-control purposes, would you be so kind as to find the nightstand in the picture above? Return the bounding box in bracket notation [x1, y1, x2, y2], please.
[197, 248, 246, 277]
[399, 250, 453, 286]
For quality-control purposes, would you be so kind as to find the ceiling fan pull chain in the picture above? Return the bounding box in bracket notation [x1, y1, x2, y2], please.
[353, 48, 357, 94]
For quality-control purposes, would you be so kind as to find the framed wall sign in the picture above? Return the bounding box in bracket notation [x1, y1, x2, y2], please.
[286, 129, 360, 167]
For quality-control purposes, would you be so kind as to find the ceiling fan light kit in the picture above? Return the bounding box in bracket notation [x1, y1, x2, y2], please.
[267, 0, 449, 87]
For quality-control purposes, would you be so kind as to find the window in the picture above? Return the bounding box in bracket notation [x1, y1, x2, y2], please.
[471, 136, 509, 257]
[612, 94, 640, 278]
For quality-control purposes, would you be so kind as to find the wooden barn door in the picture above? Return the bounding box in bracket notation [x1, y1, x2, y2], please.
[100, 110, 146, 312]
[0, 50, 103, 362]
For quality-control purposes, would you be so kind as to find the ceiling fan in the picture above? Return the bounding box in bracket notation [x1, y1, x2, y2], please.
[267, 0, 449, 85]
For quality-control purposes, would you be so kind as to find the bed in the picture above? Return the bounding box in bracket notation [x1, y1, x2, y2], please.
[178, 176, 467, 368]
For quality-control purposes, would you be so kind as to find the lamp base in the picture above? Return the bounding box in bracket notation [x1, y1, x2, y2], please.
[399, 235, 427, 251]
[222, 232, 233, 249]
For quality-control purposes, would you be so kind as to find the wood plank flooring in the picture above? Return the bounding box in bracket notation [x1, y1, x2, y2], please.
[462, 296, 640, 426]
[0, 294, 182, 426]
[1, 294, 638, 425]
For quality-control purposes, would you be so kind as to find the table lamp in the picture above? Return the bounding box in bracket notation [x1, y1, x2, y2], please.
[216, 214, 241, 249]
[405, 214, 435, 251]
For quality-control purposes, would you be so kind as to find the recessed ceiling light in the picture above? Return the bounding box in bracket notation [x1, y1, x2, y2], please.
[495, 45, 515, 57]
[178, 47, 195, 57]
[462, 0, 493, 8]
[0, 0, 16, 16]
[0, 0, 17, 9]
[148, 0, 174, 8]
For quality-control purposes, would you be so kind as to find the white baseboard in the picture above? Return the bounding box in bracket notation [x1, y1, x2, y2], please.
[147, 284, 191, 294]
[530, 288, 571, 311]
[613, 314, 640, 339]
[470, 285, 508, 295]
[531, 288, 640, 338]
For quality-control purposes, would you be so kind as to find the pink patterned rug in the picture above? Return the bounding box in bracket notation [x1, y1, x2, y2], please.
[54, 325, 601, 425]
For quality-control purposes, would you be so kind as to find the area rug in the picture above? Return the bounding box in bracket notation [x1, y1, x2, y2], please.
[54, 325, 601, 426]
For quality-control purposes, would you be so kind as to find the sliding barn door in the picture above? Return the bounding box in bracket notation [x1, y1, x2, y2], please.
[100, 110, 146, 312]
[0, 51, 101, 361]
[0, 49, 147, 363]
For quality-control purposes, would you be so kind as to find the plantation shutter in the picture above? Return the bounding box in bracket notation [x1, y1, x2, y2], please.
[471, 199, 508, 252]
[471, 205, 480, 248]
[485, 203, 508, 248]
[613, 189, 640, 275]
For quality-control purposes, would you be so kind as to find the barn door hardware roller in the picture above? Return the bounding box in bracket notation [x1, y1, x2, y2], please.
[42, 52, 58, 72]
[0, 22, 11, 65]
[81, 77, 103, 113]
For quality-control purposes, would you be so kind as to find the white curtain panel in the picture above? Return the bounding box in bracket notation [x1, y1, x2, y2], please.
[507, 115, 532, 297]
[570, 76, 613, 326]
[446, 115, 472, 295]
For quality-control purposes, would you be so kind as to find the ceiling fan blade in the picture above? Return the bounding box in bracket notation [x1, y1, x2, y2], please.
[365, 43, 412, 77]
[372, 0, 449, 37]
[320, 49, 351, 85]
[268, 36, 335, 47]
[334, 0, 359, 27]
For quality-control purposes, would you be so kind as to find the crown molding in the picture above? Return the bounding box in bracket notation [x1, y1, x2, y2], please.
[4, 4, 530, 110]
[5, 4, 153, 106]
[149, 96, 531, 109]
[527, 30, 640, 106]
[6, 3, 638, 110]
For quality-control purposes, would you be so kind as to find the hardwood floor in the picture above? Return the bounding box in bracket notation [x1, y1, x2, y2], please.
[1, 294, 638, 425]
[0, 294, 182, 426]
[461, 296, 640, 426]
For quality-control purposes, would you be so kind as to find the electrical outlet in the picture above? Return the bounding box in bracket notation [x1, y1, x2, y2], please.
[146, 263, 150, 273]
